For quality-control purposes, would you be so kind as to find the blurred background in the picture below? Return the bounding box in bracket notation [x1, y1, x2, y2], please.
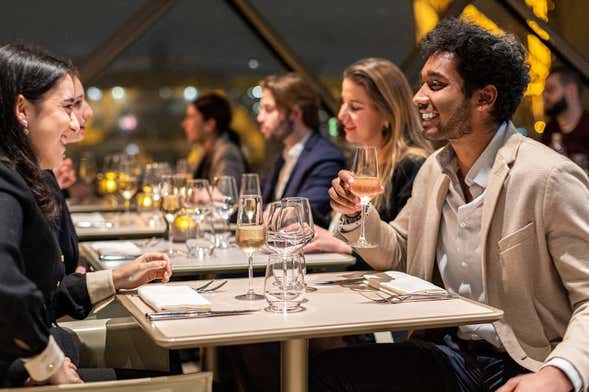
[1, 0, 587, 172]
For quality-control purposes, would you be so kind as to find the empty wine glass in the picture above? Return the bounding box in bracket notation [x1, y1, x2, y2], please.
[211, 176, 238, 248]
[283, 197, 316, 292]
[266, 200, 306, 257]
[240, 173, 261, 196]
[348, 146, 380, 248]
[78, 152, 97, 185]
[235, 195, 266, 301]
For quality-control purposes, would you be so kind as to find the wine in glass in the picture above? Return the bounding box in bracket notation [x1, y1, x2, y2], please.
[160, 175, 181, 255]
[78, 152, 97, 185]
[349, 146, 380, 248]
[235, 195, 266, 301]
[117, 172, 138, 213]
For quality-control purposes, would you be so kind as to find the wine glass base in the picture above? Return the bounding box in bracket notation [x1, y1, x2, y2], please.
[235, 292, 265, 301]
[264, 305, 306, 313]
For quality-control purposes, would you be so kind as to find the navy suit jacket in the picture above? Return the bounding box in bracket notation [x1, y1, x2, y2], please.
[262, 132, 345, 228]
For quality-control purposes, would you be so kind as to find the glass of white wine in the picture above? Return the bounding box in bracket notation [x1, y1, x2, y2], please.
[235, 195, 266, 301]
[160, 175, 181, 255]
[348, 146, 381, 249]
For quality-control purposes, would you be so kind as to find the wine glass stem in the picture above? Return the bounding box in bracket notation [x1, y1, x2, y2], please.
[359, 199, 369, 242]
[247, 252, 254, 296]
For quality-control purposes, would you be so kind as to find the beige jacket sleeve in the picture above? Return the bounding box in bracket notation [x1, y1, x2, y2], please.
[543, 162, 589, 389]
[339, 198, 411, 271]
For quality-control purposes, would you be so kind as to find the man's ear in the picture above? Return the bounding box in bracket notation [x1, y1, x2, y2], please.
[289, 105, 303, 123]
[15, 94, 32, 128]
[476, 85, 498, 113]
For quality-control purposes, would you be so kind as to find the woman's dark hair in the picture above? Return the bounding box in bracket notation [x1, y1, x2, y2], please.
[420, 18, 530, 124]
[191, 93, 241, 146]
[0, 43, 75, 222]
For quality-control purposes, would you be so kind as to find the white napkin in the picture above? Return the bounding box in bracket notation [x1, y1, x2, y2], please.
[91, 241, 142, 257]
[365, 271, 445, 295]
[138, 285, 211, 312]
[72, 212, 105, 224]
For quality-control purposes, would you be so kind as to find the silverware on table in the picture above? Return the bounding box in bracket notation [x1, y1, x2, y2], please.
[99, 254, 140, 261]
[314, 277, 366, 286]
[146, 309, 258, 320]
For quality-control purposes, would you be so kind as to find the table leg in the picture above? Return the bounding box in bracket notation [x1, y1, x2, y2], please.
[281, 338, 308, 392]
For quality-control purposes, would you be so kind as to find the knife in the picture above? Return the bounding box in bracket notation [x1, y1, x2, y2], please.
[146, 309, 259, 320]
[314, 277, 366, 286]
[99, 254, 140, 261]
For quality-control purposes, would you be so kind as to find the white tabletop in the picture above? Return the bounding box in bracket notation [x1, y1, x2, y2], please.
[81, 241, 356, 276]
[73, 212, 167, 241]
[118, 272, 503, 349]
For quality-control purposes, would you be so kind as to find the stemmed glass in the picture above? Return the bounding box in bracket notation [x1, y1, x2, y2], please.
[240, 173, 261, 196]
[283, 197, 316, 292]
[160, 175, 181, 255]
[184, 179, 213, 258]
[211, 176, 238, 248]
[78, 152, 97, 185]
[117, 161, 138, 214]
[266, 200, 306, 258]
[348, 146, 380, 248]
[235, 195, 266, 300]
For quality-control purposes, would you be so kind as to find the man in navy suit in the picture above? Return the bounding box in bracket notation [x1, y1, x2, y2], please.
[257, 73, 345, 228]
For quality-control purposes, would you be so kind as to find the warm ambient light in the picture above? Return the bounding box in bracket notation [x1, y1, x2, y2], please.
[534, 121, 546, 134]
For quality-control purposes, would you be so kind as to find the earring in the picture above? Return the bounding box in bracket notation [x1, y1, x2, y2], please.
[23, 128, 30, 135]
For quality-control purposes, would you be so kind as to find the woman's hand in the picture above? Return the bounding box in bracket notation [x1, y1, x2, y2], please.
[112, 252, 172, 290]
[47, 357, 83, 385]
[329, 170, 362, 215]
[53, 158, 76, 189]
[304, 226, 352, 255]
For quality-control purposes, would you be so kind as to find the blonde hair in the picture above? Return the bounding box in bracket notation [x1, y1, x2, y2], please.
[343, 58, 432, 210]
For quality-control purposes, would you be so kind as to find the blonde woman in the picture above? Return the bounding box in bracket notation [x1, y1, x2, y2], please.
[306, 58, 431, 256]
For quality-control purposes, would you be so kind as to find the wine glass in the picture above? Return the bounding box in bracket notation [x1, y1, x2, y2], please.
[283, 197, 316, 292]
[235, 195, 266, 301]
[78, 152, 97, 185]
[117, 163, 138, 213]
[240, 173, 261, 196]
[266, 200, 306, 257]
[211, 176, 238, 248]
[348, 146, 380, 248]
[160, 175, 181, 255]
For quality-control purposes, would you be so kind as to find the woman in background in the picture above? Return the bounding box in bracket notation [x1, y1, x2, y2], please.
[306, 57, 431, 260]
[182, 92, 246, 183]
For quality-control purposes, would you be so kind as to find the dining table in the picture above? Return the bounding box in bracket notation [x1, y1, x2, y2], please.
[117, 272, 503, 392]
[73, 211, 167, 241]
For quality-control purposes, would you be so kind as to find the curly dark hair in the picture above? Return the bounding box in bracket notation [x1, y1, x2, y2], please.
[420, 18, 530, 123]
[0, 44, 75, 222]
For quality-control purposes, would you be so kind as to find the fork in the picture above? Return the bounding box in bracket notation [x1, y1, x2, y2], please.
[192, 280, 228, 293]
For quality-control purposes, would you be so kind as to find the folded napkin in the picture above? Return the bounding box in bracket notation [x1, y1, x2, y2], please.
[91, 241, 142, 258]
[365, 271, 445, 295]
[72, 212, 105, 224]
[138, 285, 211, 312]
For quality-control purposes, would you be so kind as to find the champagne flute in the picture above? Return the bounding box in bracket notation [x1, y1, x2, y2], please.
[349, 146, 380, 248]
[160, 175, 181, 255]
[212, 176, 238, 248]
[240, 173, 261, 197]
[235, 195, 266, 300]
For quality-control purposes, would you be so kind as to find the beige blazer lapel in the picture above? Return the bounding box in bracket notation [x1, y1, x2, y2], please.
[409, 172, 450, 281]
[480, 125, 522, 293]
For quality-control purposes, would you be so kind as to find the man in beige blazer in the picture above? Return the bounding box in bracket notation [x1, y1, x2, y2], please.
[311, 19, 589, 392]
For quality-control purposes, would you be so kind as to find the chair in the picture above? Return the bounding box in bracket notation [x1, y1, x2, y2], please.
[2, 372, 213, 392]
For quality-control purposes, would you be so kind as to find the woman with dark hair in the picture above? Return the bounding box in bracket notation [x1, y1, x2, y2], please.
[0, 43, 172, 387]
[182, 92, 246, 183]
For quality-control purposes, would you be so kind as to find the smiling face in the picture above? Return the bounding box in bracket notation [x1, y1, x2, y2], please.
[66, 76, 93, 143]
[26, 74, 80, 169]
[413, 51, 474, 141]
[338, 78, 386, 147]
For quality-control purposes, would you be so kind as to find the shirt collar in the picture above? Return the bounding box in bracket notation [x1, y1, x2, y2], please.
[435, 122, 508, 191]
[283, 132, 311, 161]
